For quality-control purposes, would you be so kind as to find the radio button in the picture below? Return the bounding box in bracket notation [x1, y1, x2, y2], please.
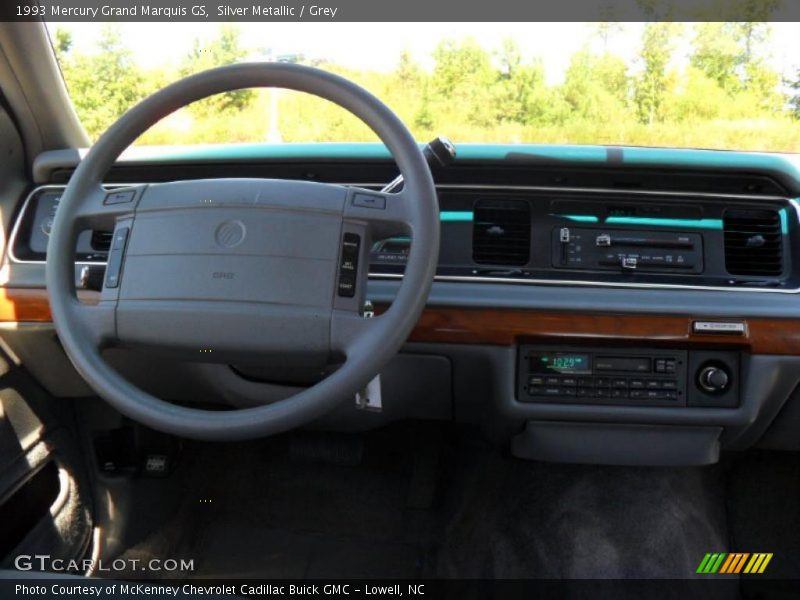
[545, 377, 560, 386]
[629, 379, 645, 389]
[563, 387, 576, 396]
[645, 380, 662, 389]
[528, 376, 545, 386]
[528, 386, 543, 396]
[611, 389, 628, 399]
[543, 387, 562, 396]
[577, 377, 594, 387]
[612, 378, 628, 388]
[595, 377, 610, 388]
[661, 380, 678, 390]
[596, 388, 611, 398]
[577, 388, 592, 397]
[561, 377, 577, 387]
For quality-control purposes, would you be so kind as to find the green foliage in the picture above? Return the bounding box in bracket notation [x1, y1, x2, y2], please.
[53, 24, 800, 152]
[56, 26, 148, 140]
[181, 25, 255, 115]
[634, 23, 681, 125]
[790, 68, 800, 120]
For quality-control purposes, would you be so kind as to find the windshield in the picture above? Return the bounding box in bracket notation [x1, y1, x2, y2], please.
[48, 22, 800, 152]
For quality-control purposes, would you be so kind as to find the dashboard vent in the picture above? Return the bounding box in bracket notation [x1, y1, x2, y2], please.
[472, 199, 531, 266]
[723, 209, 783, 277]
[90, 230, 113, 252]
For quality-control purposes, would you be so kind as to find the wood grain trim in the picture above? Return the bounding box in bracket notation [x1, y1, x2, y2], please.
[2, 290, 798, 356]
[382, 305, 800, 355]
[0, 288, 99, 323]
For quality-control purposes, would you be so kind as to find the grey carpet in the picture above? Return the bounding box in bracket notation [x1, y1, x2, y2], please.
[437, 448, 730, 580]
[108, 424, 798, 589]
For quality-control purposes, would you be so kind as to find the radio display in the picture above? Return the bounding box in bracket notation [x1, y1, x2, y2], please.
[530, 353, 591, 374]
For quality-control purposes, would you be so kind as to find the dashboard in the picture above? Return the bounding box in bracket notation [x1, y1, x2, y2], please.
[4, 143, 800, 465]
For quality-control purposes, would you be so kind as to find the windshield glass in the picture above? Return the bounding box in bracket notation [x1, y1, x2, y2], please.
[48, 22, 800, 152]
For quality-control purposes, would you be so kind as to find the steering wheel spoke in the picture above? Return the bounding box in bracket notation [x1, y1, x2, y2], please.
[330, 308, 379, 356]
[70, 299, 118, 350]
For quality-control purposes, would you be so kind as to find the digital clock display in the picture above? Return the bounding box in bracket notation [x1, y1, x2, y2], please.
[530, 353, 591, 374]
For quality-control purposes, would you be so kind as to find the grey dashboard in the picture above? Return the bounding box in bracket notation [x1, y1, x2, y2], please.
[4, 145, 800, 465]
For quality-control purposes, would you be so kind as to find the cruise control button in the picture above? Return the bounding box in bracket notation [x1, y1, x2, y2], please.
[352, 193, 386, 209]
[104, 190, 136, 205]
[337, 275, 355, 297]
[104, 227, 129, 289]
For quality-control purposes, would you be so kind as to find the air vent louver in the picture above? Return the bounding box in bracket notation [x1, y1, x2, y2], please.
[90, 230, 113, 252]
[472, 199, 531, 266]
[723, 209, 783, 277]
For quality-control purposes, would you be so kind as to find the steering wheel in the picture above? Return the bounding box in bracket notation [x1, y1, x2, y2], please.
[45, 63, 439, 441]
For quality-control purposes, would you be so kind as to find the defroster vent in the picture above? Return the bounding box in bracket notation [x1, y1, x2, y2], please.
[723, 208, 783, 277]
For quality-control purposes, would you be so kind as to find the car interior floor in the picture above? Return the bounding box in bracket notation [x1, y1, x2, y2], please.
[104, 422, 800, 589]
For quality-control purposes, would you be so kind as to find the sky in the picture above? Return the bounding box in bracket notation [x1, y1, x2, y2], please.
[48, 22, 800, 85]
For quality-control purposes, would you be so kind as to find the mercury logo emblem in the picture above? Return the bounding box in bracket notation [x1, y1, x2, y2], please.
[215, 220, 246, 248]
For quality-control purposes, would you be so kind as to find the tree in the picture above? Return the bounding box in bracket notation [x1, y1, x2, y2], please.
[182, 25, 255, 114]
[53, 28, 72, 59]
[58, 25, 146, 139]
[634, 23, 680, 125]
[395, 50, 422, 86]
[691, 23, 742, 92]
[431, 37, 494, 97]
[790, 68, 800, 120]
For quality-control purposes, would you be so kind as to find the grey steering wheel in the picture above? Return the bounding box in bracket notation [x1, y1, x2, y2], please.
[46, 63, 439, 441]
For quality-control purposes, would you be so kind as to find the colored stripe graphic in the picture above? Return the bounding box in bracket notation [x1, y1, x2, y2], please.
[744, 553, 773, 574]
[720, 553, 749, 573]
[697, 553, 726, 573]
[698, 552, 773, 574]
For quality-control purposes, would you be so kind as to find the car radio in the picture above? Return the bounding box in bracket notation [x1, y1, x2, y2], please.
[517, 346, 689, 407]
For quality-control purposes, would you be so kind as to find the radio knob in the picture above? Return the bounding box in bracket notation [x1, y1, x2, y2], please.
[698, 365, 730, 393]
